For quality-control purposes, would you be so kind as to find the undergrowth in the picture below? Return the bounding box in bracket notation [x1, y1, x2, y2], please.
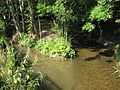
[35, 37, 75, 58]
[17, 32, 76, 58]
[17, 33, 36, 47]
[0, 38, 43, 90]
[114, 44, 120, 77]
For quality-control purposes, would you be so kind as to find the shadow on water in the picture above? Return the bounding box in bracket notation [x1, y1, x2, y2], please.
[85, 49, 114, 61]
[85, 55, 100, 61]
[99, 49, 114, 57]
[38, 75, 62, 90]
[105, 59, 113, 63]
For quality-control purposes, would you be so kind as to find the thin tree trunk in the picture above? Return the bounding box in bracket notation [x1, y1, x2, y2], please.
[3, 14, 7, 28]
[65, 29, 68, 40]
[38, 16, 42, 42]
[34, 21, 40, 40]
[7, 0, 21, 32]
[62, 22, 65, 37]
[26, 0, 40, 39]
[26, 0, 35, 34]
[15, 0, 21, 31]
[19, 0, 25, 32]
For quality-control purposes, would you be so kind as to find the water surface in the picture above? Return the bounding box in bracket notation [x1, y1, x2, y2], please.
[22, 47, 120, 90]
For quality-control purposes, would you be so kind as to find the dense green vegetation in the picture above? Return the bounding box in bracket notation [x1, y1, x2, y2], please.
[0, 0, 120, 89]
[35, 37, 75, 58]
[0, 38, 43, 90]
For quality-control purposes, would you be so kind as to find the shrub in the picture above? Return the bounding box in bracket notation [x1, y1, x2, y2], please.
[18, 33, 36, 47]
[35, 37, 75, 58]
[0, 44, 43, 90]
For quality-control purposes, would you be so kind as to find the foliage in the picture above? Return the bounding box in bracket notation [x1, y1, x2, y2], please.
[114, 44, 120, 61]
[0, 76, 5, 89]
[36, 0, 76, 38]
[52, 0, 75, 23]
[0, 43, 43, 90]
[52, 0, 76, 38]
[6, 45, 16, 75]
[82, 0, 118, 31]
[0, 37, 7, 45]
[0, 37, 8, 51]
[113, 44, 120, 77]
[36, 0, 53, 17]
[89, 0, 113, 21]
[0, 19, 4, 30]
[82, 22, 95, 32]
[18, 33, 36, 47]
[51, 23, 63, 37]
[113, 62, 120, 77]
[35, 37, 75, 58]
[15, 32, 76, 58]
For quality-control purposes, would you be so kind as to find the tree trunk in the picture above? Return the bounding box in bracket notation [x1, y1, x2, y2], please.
[62, 22, 65, 37]
[7, 0, 21, 32]
[19, 0, 25, 32]
[38, 17, 42, 41]
[26, 0, 40, 40]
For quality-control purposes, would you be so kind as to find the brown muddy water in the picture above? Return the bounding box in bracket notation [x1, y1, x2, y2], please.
[19, 47, 120, 90]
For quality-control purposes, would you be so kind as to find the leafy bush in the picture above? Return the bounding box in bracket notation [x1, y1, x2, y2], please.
[0, 45, 43, 90]
[89, 3, 112, 21]
[18, 33, 36, 47]
[82, 0, 115, 32]
[36, 1, 53, 17]
[51, 23, 63, 37]
[35, 37, 75, 58]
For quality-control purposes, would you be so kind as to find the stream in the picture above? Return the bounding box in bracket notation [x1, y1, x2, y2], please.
[21, 47, 120, 90]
